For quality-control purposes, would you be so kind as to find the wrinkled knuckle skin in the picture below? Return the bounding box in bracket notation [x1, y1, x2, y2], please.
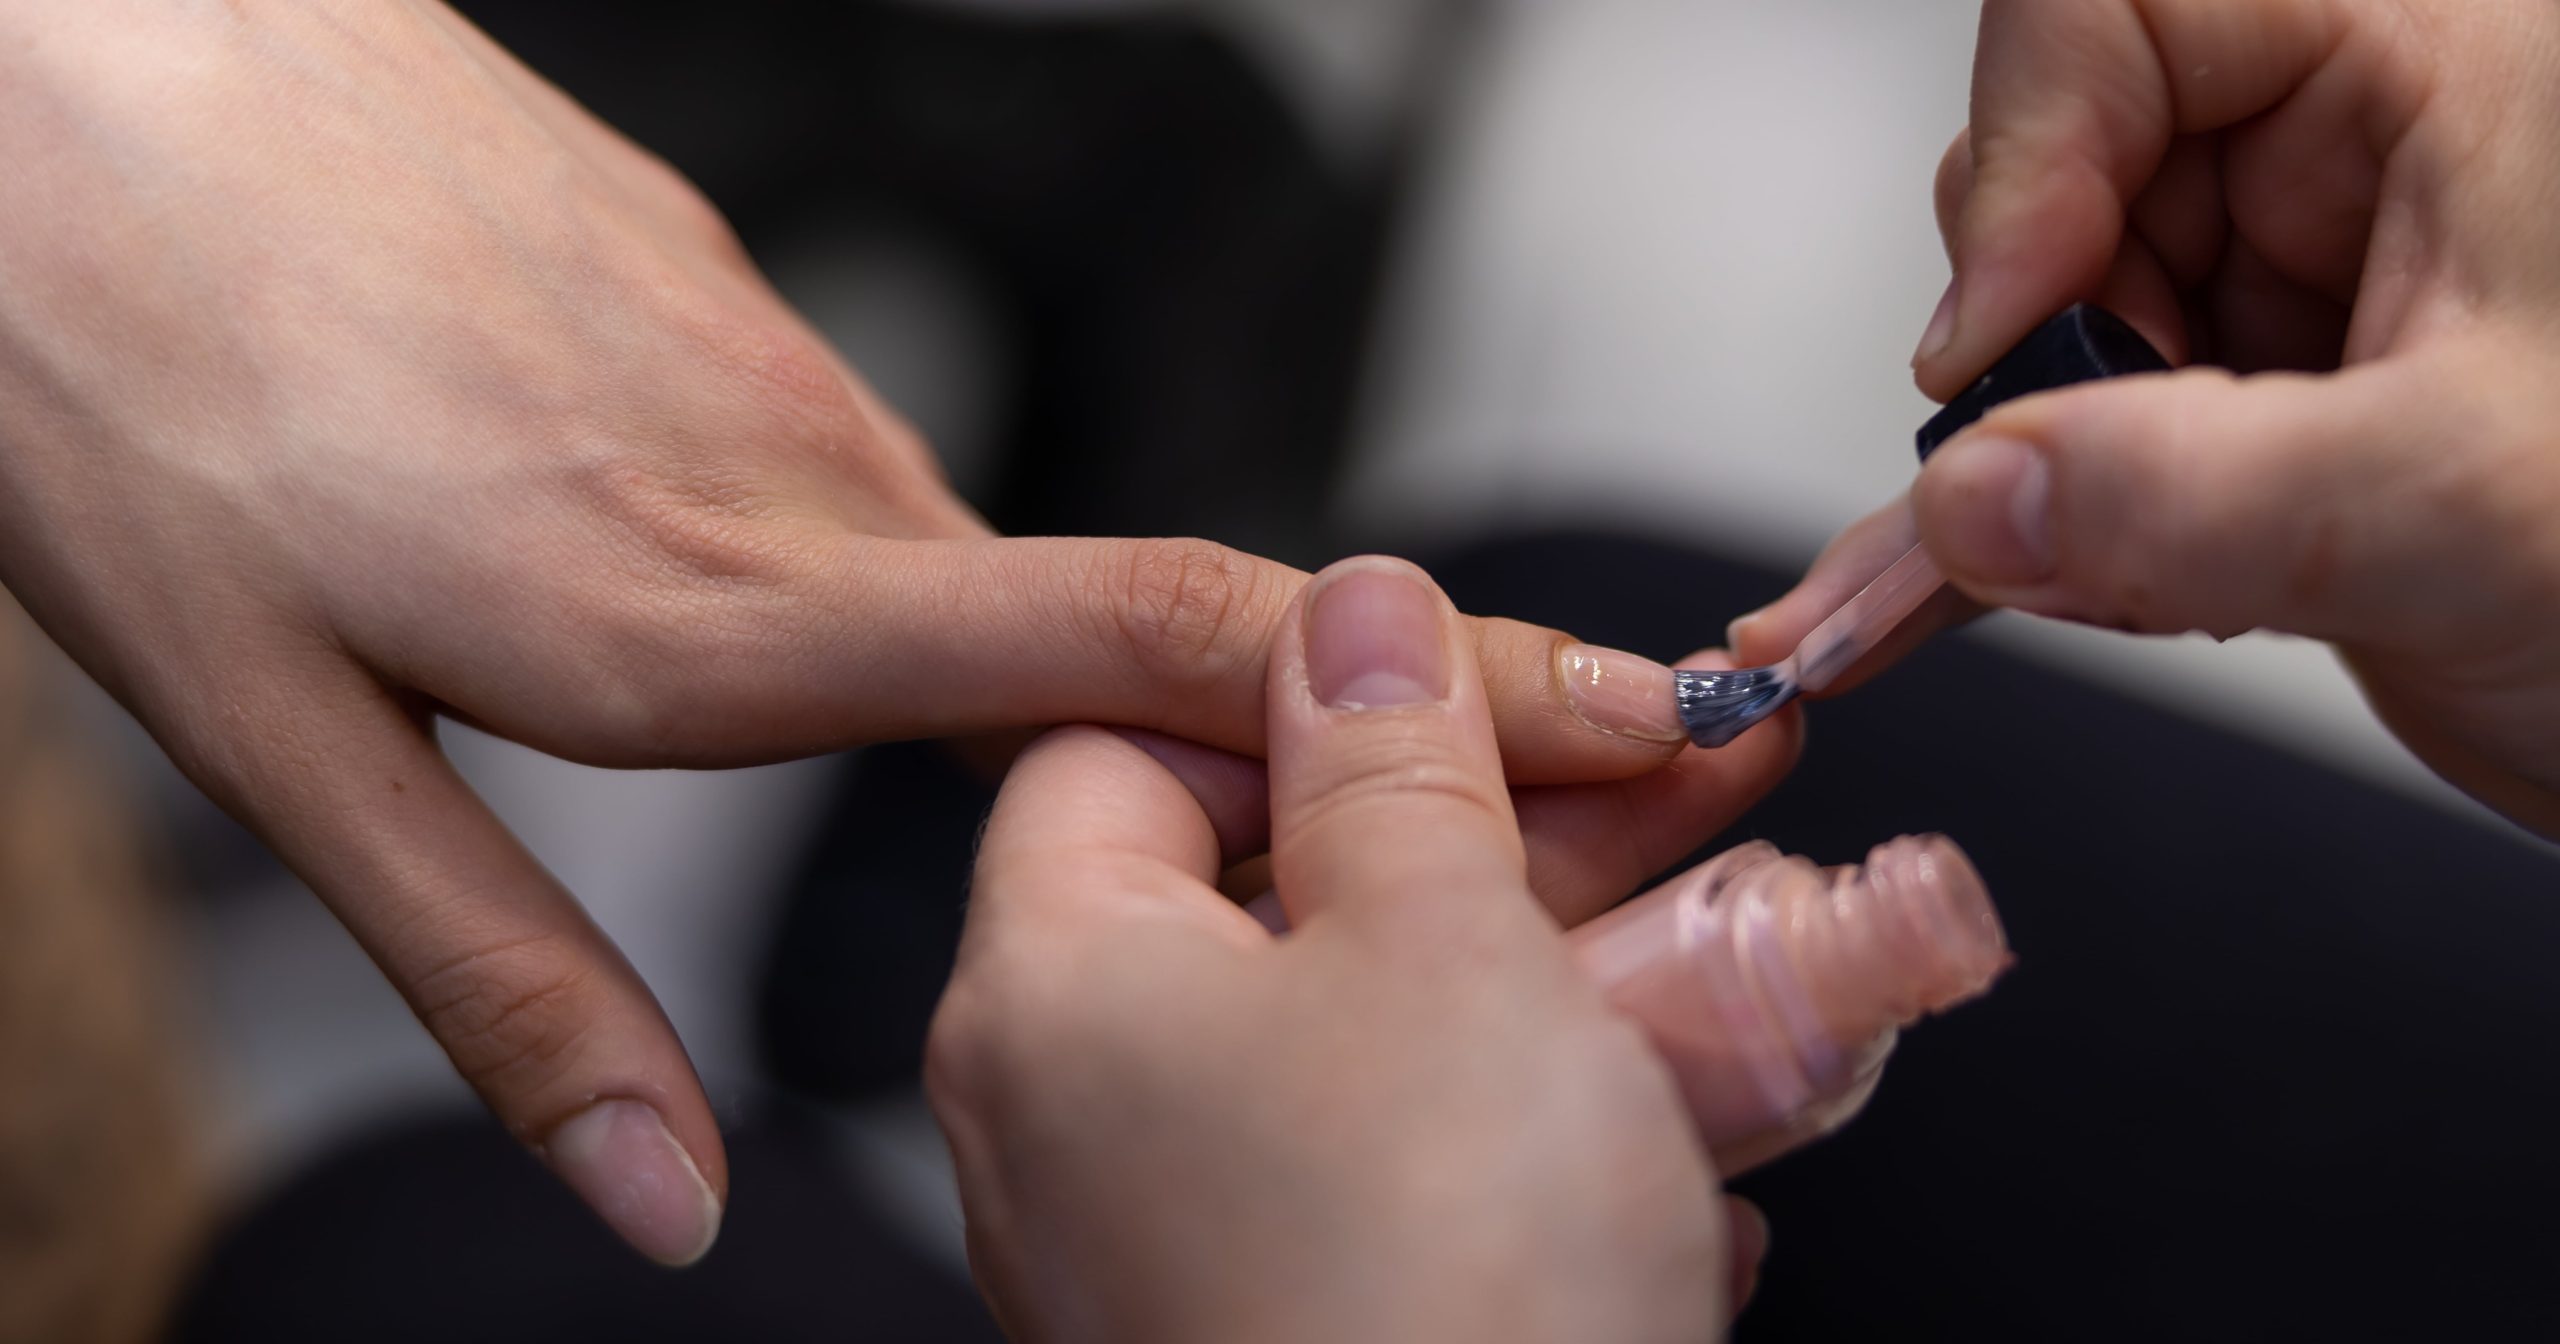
[1291, 748, 1514, 841]
[408, 937, 605, 1107]
[558, 435, 795, 591]
[1102, 539, 1265, 692]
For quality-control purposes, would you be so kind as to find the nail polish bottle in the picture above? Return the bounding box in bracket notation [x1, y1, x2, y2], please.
[1570, 836, 2011, 1168]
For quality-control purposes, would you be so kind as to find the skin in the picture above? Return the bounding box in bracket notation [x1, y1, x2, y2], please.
[1734, 0, 2560, 841]
[0, 1, 1798, 1257]
[930, 559, 1775, 1344]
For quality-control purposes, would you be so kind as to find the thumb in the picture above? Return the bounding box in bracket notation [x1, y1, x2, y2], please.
[1911, 355, 2517, 653]
[1264, 556, 1525, 932]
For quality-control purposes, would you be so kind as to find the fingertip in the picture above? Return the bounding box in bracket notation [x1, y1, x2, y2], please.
[545, 1098, 727, 1268]
[1727, 1197, 1771, 1316]
[1912, 431, 2059, 595]
[1110, 727, 1272, 863]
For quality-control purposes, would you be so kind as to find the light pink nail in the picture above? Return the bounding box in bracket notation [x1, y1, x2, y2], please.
[1557, 644, 1687, 742]
[1914, 275, 1961, 367]
[546, 1100, 723, 1267]
[1305, 562, 1450, 710]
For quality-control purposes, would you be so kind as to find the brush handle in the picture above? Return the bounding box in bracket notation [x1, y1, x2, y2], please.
[1790, 543, 1945, 694]
[1915, 305, 2171, 460]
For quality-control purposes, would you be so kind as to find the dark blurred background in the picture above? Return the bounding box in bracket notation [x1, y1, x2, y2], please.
[7, 2, 2558, 1341]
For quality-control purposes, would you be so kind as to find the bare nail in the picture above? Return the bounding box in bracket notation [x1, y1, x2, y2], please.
[546, 1100, 723, 1268]
[1304, 561, 1450, 710]
[1913, 275, 1960, 367]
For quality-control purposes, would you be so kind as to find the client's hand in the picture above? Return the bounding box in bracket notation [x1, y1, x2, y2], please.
[0, 1, 1785, 1260]
[929, 559, 1757, 1343]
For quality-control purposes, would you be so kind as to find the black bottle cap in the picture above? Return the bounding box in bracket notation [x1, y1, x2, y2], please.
[1916, 305, 2172, 461]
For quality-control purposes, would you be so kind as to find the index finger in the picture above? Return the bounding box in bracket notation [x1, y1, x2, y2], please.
[1925, 0, 2358, 395]
[703, 536, 1694, 786]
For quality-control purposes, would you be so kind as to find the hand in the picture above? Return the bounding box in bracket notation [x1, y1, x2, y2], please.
[929, 559, 1772, 1343]
[1738, 0, 2560, 839]
[0, 2, 1782, 1261]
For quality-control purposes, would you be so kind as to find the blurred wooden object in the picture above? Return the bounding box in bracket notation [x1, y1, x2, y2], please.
[0, 597, 205, 1344]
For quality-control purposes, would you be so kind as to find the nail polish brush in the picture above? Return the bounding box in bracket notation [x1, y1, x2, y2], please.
[1676, 304, 2171, 747]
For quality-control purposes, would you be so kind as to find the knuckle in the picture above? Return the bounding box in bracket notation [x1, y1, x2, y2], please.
[923, 939, 1080, 1126]
[1098, 539, 1267, 691]
[575, 599, 790, 762]
[677, 299, 867, 439]
[408, 936, 605, 1099]
[558, 435, 794, 590]
[1288, 738, 1514, 839]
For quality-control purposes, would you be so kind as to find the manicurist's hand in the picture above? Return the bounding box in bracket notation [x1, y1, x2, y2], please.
[929, 558, 1770, 1344]
[1737, 0, 2560, 838]
[0, 2, 1789, 1262]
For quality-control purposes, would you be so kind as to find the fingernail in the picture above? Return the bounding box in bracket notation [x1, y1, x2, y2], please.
[1724, 609, 1768, 661]
[1913, 275, 1960, 367]
[1731, 1199, 1771, 1311]
[1304, 561, 1449, 710]
[1921, 434, 2055, 585]
[1244, 889, 1289, 936]
[1557, 643, 1686, 742]
[546, 1100, 723, 1267]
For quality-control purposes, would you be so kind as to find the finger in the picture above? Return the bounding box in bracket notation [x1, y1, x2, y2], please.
[2202, 232, 2353, 374]
[1135, 652, 1799, 934]
[1725, 1198, 1770, 1321]
[1922, 0, 2371, 396]
[964, 725, 1251, 945]
[1112, 729, 1271, 862]
[1726, 499, 1982, 694]
[1265, 557, 1522, 930]
[174, 668, 726, 1267]
[1513, 649, 1803, 927]
[1931, 129, 1972, 264]
[1912, 348, 2543, 653]
[781, 536, 1688, 785]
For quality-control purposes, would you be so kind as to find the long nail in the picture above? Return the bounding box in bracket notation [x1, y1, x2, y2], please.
[546, 1100, 723, 1267]
[1304, 561, 1450, 710]
[1557, 644, 1686, 742]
